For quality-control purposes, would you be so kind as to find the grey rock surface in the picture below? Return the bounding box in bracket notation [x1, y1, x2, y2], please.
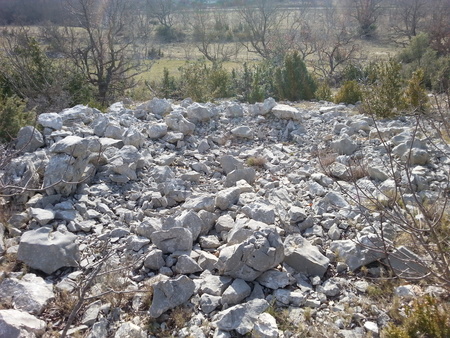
[284, 234, 330, 277]
[149, 275, 196, 318]
[17, 228, 79, 274]
[213, 298, 269, 334]
[0, 274, 54, 315]
[0, 309, 46, 337]
[218, 230, 284, 281]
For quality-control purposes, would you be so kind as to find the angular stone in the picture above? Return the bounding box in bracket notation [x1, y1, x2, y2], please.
[272, 104, 302, 121]
[18, 227, 79, 274]
[169, 210, 204, 240]
[173, 255, 202, 274]
[81, 300, 102, 326]
[150, 227, 193, 254]
[149, 275, 196, 318]
[221, 279, 251, 306]
[218, 230, 284, 281]
[0, 273, 54, 315]
[15, 126, 45, 153]
[242, 202, 275, 224]
[283, 234, 330, 277]
[386, 246, 429, 278]
[225, 168, 256, 187]
[219, 155, 245, 175]
[187, 103, 214, 122]
[213, 299, 269, 335]
[215, 187, 241, 210]
[114, 322, 147, 338]
[331, 137, 358, 155]
[256, 269, 293, 289]
[200, 293, 222, 314]
[182, 194, 215, 212]
[231, 126, 253, 139]
[143, 249, 165, 270]
[198, 273, 233, 296]
[330, 234, 387, 271]
[253, 312, 279, 338]
[164, 111, 195, 135]
[289, 206, 307, 223]
[146, 123, 168, 139]
[43, 153, 91, 196]
[38, 112, 63, 130]
[86, 318, 108, 338]
[123, 127, 145, 148]
[28, 208, 55, 226]
[0, 309, 46, 337]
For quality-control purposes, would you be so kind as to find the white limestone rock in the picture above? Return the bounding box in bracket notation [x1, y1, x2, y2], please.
[0, 273, 54, 315]
[283, 234, 330, 277]
[149, 275, 196, 318]
[218, 230, 284, 281]
[17, 227, 79, 274]
[0, 309, 46, 337]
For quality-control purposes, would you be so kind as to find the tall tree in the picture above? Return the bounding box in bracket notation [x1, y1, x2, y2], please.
[348, 0, 383, 39]
[55, 0, 150, 105]
[236, 0, 287, 60]
[389, 0, 427, 41]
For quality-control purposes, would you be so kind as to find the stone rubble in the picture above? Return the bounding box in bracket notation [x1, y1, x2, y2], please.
[0, 97, 447, 337]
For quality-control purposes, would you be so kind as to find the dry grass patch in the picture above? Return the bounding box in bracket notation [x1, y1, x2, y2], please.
[246, 156, 267, 168]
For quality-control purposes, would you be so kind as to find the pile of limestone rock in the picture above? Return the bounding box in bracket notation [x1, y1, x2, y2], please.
[0, 97, 447, 337]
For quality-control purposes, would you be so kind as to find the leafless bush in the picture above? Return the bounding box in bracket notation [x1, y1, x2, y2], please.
[336, 96, 450, 290]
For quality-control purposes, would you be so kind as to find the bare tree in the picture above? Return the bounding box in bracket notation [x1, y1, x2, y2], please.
[347, 0, 384, 39]
[188, 8, 241, 62]
[388, 0, 428, 42]
[54, 0, 151, 105]
[426, 0, 450, 55]
[145, 0, 176, 29]
[236, 0, 287, 61]
[313, 7, 360, 82]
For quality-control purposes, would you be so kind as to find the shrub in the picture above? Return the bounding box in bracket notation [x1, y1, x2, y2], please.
[207, 63, 231, 99]
[155, 26, 185, 43]
[177, 61, 232, 102]
[159, 68, 178, 99]
[179, 62, 209, 102]
[334, 80, 362, 104]
[403, 69, 429, 113]
[384, 296, 450, 338]
[361, 60, 405, 118]
[315, 82, 333, 102]
[246, 156, 267, 168]
[0, 95, 35, 142]
[274, 51, 316, 101]
[397, 33, 450, 92]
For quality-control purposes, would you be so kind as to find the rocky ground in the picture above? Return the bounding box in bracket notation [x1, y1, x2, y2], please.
[0, 97, 448, 337]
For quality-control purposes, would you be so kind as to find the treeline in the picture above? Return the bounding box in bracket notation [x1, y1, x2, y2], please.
[0, 0, 67, 25]
[0, 0, 449, 142]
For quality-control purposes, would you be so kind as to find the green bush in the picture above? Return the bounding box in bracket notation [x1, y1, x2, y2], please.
[177, 61, 231, 102]
[155, 26, 185, 43]
[274, 51, 316, 101]
[0, 96, 35, 142]
[403, 69, 429, 113]
[361, 60, 405, 118]
[207, 63, 231, 99]
[334, 80, 362, 104]
[315, 82, 333, 102]
[385, 296, 450, 338]
[397, 33, 450, 92]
